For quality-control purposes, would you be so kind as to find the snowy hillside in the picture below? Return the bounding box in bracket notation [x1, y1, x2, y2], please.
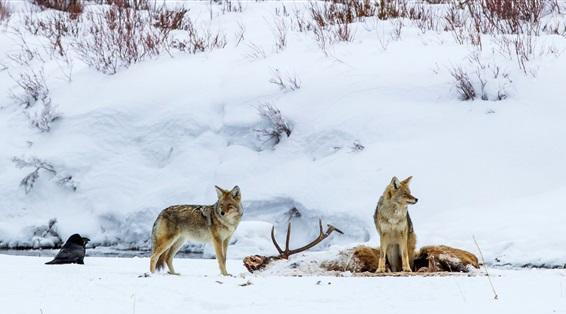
[0, 0, 566, 267]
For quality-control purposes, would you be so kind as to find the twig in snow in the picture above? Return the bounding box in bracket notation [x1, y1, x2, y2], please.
[269, 68, 301, 92]
[473, 235, 499, 300]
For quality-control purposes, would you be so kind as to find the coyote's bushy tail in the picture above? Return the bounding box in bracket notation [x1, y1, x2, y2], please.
[155, 254, 167, 271]
[150, 216, 167, 271]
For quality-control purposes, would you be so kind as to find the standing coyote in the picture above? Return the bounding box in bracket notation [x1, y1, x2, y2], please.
[149, 186, 243, 276]
[373, 176, 418, 272]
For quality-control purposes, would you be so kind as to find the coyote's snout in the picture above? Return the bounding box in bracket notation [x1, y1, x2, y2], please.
[373, 176, 418, 272]
[149, 185, 243, 276]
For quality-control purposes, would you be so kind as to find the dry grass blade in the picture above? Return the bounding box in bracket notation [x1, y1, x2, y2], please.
[473, 235, 499, 300]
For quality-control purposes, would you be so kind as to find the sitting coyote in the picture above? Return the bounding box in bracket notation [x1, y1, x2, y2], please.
[149, 186, 243, 276]
[373, 176, 418, 272]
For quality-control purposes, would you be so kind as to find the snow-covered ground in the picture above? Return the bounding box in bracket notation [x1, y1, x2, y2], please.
[1, 254, 565, 314]
[0, 0, 566, 268]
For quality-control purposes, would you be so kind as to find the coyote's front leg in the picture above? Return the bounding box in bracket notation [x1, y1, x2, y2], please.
[400, 237, 412, 272]
[212, 235, 228, 276]
[377, 238, 388, 273]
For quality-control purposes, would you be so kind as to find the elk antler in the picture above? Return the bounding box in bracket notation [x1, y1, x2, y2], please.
[270, 219, 344, 259]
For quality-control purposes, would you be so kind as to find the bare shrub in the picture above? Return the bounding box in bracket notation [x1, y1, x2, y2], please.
[93, 0, 152, 10]
[73, 5, 167, 75]
[10, 14, 76, 79]
[412, 6, 439, 33]
[309, 2, 328, 28]
[377, 0, 407, 20]
[275, 3, 289, 17]
[170, 19, 227, 54]
[152, 6, 189, 31]
[451, 54, 512, 101]
[221, 0, 243, 14]
[376, 0, 441, 27]
[22, 2, 224, 75]
[445, 1, 561, 74]
[296, 0, 413, 39]
[391, 19, 404, 40]
[309, 0, 378, 27]
[47, 13, 79, 56]
[444, 0, 561, 55]
[272, 17, 287, 52]
[308, 2, 357, 47]
[10, 69, 49, 108]
[352, 0, 378, 17]
[451, 67, 476, 100]
[291, 8, 310, 32]
[444, 3, 468, 44]
[482, 0, 545, 26]
[255, 103, 292, 146]
[269, 68, 301, 92]
[7, 29, 48, 66]
[25, 12, 80, 57]
[26, 98, 60, 132]
[311, 23, 330, 54]
[334, 22, 354, 42]
[245, 43, 267, 61]
[492, 33, 537, 74]
[6, 32, 64, 131]
[32, 0, 84, 19]
[542, 18, 566, 37]
[10, 67, 61, 132]
[465, 0, 543, 74]
[0, 0, 12, 23]
[309, 0, 442, 48]
[464, 0, 559, 35]
[13, 157, 77, 193]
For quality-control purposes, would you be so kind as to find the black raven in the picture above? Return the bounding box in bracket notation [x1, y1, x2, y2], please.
[45, 234, 90, 265]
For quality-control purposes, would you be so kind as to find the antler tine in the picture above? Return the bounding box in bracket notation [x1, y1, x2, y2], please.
[285, 221, 291, 253]
[270, 225, 283, 255]
[318, 218, 323, 235]
[326, 224, 344, 235]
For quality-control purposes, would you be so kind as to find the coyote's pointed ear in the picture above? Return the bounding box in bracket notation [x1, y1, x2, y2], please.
[215, 185, 225, 199]
[402, 176, 413, 185]
[390, 176, 400, 189]
[230, 186, 241, 201]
